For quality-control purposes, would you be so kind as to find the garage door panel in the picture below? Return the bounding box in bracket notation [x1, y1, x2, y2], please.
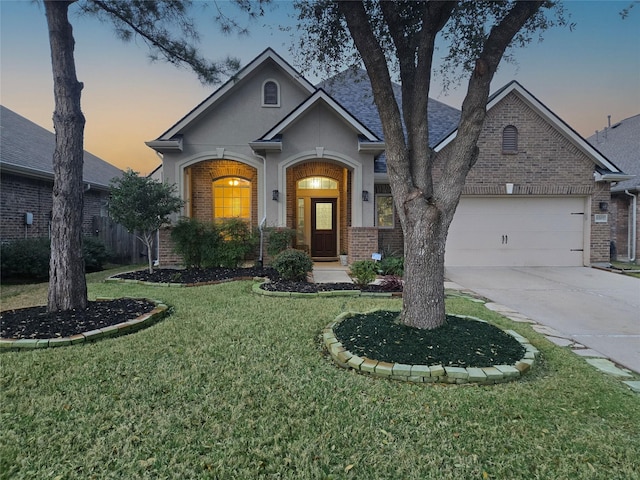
[445, 197, 585, 267]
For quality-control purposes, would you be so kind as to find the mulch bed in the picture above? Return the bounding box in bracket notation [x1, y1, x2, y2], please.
[333, 310, 525, 367]
[2, 267, 403, 341]
[0, 298, 157, 340]
[113, 266, 281, 284]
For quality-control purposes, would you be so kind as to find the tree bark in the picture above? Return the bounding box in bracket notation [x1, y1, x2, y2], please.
[45, 0, 88, 312]
[340, 0, 543, 329]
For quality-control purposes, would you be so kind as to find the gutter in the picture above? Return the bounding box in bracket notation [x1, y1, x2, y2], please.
[625, 190, 637, 262]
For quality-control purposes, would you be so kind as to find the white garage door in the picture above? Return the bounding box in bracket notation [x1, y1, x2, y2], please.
[445, 197, 586, 267]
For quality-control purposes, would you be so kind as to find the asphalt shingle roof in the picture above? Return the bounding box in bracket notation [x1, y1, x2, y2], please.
[317, 67, 461, 173]
[0, 105, 122, 189]
[587, 114, 640, 192]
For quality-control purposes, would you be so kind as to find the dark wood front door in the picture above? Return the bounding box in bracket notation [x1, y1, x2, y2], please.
[311, 198, 337, 257]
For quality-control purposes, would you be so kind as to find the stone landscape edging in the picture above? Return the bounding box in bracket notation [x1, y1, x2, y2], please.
[324, 311, 538, 385]
[105, 275, 262, 288]
[0, 298, 169, 351]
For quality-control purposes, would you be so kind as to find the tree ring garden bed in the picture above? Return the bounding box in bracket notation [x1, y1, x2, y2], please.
[323, 310, 538, 384]
[0, 298, 169, 350]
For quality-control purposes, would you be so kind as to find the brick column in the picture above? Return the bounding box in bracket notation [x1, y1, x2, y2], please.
[348, 227, 379, 263]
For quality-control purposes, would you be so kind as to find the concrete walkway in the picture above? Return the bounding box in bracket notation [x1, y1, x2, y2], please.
[312, 262, 352, 283]
[445, 267, 640, 377]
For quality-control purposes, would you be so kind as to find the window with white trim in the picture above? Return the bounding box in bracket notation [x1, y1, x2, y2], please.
[375, 194, 394, 228]
[262, 80, 280, 107]
[502, 125, 518, 153]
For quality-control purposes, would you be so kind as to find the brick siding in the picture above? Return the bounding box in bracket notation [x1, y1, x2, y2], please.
[0, 172, 108, 242]
[348, 227, 379, 263]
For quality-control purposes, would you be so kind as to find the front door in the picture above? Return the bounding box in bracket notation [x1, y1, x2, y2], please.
[311, 198, 337, 257]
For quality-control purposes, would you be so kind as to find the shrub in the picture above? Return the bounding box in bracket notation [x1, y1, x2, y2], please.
[171, 217, 222, 268]
[349, 259, 378, 286]
[379, 275, 404, 291]
[0, 236, 110, 281]
[272, 249, 313, 282]
[0, 237, 50, 281]
[379, 255, 404, 276]
[82, 236, 110, 272]
[217, 218, 257, 268]
[266, 227, 297, 257]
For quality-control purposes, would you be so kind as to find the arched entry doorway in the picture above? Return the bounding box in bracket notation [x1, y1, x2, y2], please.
[287, 162, 350, 260]
[297, 177, 339, 257]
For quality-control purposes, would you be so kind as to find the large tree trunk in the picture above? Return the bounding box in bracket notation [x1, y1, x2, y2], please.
[45, 0, 88, 312]
[400, 203, 448, 329]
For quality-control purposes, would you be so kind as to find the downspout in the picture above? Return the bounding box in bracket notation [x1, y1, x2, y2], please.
[625, 190, 637, 262]
[154, 151, 163, 266]
[253, 151, 268, 267]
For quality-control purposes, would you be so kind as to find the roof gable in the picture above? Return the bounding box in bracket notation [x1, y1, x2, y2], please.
[154, 48, 316, 141]
[257, 89, 381, 142]
[0, 105, 122, 189]
[435, 81, 625, 175]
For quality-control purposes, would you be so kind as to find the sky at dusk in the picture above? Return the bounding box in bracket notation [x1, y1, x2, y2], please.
[1, 0, 639, 175]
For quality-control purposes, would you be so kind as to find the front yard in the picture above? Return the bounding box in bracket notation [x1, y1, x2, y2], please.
[1, 267, 639, 479]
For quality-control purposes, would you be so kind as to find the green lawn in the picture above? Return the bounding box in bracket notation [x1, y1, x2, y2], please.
[1, 268, 639, 479]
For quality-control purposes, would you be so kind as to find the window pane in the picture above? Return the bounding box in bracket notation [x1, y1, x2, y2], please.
[212, 177, 251, 221]
[315, 203, 333, 230]
[376, 195, 394, 227]
[264, 81, 278, 105]
[298, 177, 337, 190]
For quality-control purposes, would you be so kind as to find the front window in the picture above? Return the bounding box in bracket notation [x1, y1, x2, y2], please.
[212, 177, 251, 221]
[376, 195, 394, 228]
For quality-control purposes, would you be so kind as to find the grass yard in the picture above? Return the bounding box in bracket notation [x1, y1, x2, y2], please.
[1, 267, 639, 479]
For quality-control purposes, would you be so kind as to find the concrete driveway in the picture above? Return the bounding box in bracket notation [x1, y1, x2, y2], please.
[445, 267, 640, 374]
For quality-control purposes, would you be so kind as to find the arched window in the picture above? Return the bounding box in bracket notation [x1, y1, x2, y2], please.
[502, 125, 518, 153]
[212, 177, 251, 221]
[262, 80, 279, 107]
[297, 177, 338, 190]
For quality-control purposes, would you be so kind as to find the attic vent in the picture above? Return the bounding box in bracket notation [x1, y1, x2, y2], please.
[502, 125, 518, 153]
[611, 122, 621, 129]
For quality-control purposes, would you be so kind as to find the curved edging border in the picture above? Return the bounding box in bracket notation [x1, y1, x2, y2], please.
[0, 297, 169, 351]
[323, 311, 539, 385]
[252, 280, 403, 298]
[105, 275, 262, 288]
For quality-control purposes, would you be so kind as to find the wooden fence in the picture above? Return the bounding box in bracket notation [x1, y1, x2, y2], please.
[92, 216, 151, 265]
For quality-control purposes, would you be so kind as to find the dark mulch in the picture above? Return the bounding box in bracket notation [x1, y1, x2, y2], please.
[260, 281, 401, 293]
[1, 299, 157, 340]
[113, 267, 402, 293]
[333, 310, 525, 367]
[113, 266, 280, 284]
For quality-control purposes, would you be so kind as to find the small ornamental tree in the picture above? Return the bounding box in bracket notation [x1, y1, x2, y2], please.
[108, 169, 183, 273]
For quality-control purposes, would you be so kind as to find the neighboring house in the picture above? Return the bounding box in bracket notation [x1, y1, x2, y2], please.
[587, 114, 639, 263]
[0, 105, 123, 242]
[147, 48, 629, 267]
